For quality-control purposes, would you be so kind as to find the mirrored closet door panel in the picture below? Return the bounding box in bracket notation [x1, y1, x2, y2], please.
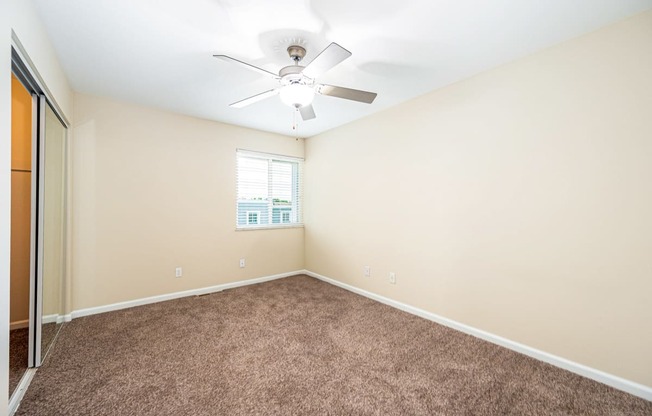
[38, 101, 67, 363]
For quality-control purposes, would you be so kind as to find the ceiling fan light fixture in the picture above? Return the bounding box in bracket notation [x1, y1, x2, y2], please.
[280, 83, 314, 108]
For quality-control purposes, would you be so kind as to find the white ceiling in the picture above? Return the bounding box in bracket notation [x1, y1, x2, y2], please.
[34, 0, 652, 137]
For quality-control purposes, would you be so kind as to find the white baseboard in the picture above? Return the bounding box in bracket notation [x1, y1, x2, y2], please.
[10, 320, 29, 330]
[303, 270, 652, 402]
[14, 314, 71, 330]
[42, 314, 67, 325]
[9, 368, 36, 416]
[71, 270, 304, 319]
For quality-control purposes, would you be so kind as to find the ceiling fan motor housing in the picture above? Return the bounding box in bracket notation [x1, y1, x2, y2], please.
[279, 65, 310, 84]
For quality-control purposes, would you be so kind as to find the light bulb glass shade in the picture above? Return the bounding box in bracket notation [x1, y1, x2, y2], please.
[279, 83, 315, 108]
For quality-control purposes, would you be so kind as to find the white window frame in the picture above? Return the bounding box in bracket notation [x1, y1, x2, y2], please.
[236, 149, 303, 230]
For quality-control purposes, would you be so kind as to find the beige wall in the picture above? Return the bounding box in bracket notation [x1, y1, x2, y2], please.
[305, 11, 652, 387]
[71, 93, 305, 310]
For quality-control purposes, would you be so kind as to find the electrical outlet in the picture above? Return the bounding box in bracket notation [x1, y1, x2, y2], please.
[389, 272, 396, 284]
[239, 258, 246, 268]
[364, 266, 371, 277]
[175, 267, 182, 278]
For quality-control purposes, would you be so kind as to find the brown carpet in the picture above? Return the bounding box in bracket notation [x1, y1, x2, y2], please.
[9, 328, 29, 397]
[9, 321, 61, 398]
[16, 275, 652, 415]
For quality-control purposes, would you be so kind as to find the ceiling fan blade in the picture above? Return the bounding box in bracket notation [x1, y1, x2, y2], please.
[299, 104, 316, 121]
[316, 84, 377, 104]
[302, 43, 352, 79]
[214, 55, 279, 79]
[230, 89, 279, 108]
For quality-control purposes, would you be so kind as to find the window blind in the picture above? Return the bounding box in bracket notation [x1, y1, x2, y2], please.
[236, 150, 303, 229]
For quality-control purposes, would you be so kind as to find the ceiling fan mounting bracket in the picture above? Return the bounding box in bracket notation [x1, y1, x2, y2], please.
[287, 45, 306, 63]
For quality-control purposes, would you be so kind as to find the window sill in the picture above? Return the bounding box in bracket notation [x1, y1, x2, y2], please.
[236, 224, 304, 231]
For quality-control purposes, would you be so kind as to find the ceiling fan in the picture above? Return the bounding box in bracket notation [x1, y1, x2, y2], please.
[214, 43, 377, 121]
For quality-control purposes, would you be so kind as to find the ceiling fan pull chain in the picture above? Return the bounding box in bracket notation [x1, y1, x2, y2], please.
[292, 107, 298, 132]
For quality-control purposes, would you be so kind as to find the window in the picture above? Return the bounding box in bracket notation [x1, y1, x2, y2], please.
[237, 150, 303, 229]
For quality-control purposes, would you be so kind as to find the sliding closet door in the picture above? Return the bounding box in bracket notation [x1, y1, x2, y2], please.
[35, 99, 67, 366]
[12, 48, 69, 372]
